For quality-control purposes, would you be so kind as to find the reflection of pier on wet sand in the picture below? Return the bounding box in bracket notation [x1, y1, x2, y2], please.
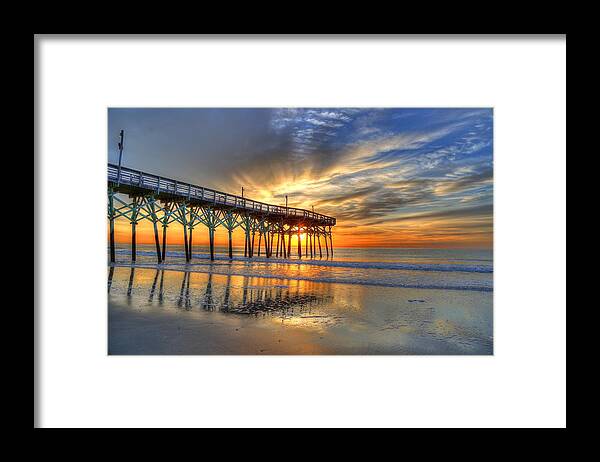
[108, 266, 331, 317]
[108, 266, 493, 355]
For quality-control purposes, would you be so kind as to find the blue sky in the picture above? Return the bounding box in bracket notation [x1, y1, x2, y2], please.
[108, 108, 493, 247]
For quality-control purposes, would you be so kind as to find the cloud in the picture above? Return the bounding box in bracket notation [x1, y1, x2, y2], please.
[434, 165, 493, 195]
[363, 203, 493, 227]
[108, 107, 493, 247]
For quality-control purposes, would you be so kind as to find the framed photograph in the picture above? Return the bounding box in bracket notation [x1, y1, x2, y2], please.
[106, 107, 493, 356]
[35, 34, 566, 428]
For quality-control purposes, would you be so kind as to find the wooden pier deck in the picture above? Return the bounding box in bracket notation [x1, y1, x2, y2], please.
[108, 163, 336, 263]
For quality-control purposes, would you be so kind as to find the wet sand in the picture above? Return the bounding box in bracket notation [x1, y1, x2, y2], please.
[108, 266, 493, 355]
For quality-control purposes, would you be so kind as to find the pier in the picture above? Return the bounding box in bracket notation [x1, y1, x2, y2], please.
[107, 163, 336, 263]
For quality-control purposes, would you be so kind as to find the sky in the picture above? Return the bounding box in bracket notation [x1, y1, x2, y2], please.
[108, 108, 493, 248]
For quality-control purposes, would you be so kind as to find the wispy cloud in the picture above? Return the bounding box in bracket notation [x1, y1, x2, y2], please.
[108, 107, 493, 247]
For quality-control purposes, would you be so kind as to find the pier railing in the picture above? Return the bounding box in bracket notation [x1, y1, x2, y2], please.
[108, 163, 336, 225]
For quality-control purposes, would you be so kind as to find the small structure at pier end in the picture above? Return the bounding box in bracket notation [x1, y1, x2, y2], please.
[107, 163, 336, 264]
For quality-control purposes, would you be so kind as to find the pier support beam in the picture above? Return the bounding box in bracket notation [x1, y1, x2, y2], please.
[305, 228, 308, 257]
[131, 220, 136, 262]
[209, 227, 215, 261]
[108, 190, 116, 263]
[180, 203, 190, 263]
[149, 198, 162, 263]
[160, 202, 172, 262]
[243, 215, 251, 258]
[317, 230, 322, 258]
[223, 211, 236, 260]
[297, 226, 302, 258]
[206, 208, 216, 261]
[131, 197, 140, 262]
[161, 225, 168, 262]
[257, 231, 262, 256]
[264, 231, 268, 258]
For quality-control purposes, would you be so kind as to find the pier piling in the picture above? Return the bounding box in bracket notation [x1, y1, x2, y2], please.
[181, 204, 190, 263]
[149, 199, 162, 263]
[131, 197, 139, 262]
[107, 162, 336, 264]
[108, 190, 116, 263]
[318, 230, 322, 258]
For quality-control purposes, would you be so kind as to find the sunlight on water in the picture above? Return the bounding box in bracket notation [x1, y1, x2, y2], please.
[108, 252, 493, 355]
[109, 244, 493, 292]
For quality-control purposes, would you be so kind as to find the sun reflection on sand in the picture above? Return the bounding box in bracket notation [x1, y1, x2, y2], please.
[109, 267, 338, 327]
[108, 265, 493, 355]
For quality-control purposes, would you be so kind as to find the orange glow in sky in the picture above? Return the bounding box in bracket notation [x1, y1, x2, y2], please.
[108, 108, 493, 249]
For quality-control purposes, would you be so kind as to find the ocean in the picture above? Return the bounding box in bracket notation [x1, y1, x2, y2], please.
[108, 244, 493, 355]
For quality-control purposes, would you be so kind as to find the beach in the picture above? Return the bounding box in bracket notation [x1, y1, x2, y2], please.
[108, 245, 493, 355]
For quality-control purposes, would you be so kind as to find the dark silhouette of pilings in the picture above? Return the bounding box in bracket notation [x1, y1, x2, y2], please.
[107, 194, 334, 264]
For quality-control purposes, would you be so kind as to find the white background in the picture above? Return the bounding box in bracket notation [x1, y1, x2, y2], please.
[36, 35, 566, 428]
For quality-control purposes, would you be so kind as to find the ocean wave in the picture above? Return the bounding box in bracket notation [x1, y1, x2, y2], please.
[109, 262, 493, 292]
[113, 249, 492, 274]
